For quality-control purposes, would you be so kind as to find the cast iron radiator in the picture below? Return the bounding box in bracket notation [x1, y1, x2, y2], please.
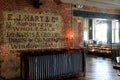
[21, 50, 85, 80]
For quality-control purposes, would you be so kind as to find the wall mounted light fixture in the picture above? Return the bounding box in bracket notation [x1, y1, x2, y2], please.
[32, 0, 42, 8]
[74, 4, 84, 8]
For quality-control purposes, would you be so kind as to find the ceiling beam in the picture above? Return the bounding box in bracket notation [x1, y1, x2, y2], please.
[61, 0, 120, 9]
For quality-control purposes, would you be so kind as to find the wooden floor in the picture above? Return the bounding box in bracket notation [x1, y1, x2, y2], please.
[69, 54, 120, 80]
[5, 54, 120, 80]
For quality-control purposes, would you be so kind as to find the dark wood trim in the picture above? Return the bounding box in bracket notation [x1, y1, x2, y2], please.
[73, 10, 120, 20]
[19, 48, 84, 56]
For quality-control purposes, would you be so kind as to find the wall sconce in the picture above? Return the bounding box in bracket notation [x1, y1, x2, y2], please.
[32, 0, 42, 8]
[67, 31, 74, 40]
[74, 4, 84, 9]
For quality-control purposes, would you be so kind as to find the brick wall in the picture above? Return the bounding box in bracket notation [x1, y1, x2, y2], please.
[0, 0, 81, 49]
[0, 0, 82, 79]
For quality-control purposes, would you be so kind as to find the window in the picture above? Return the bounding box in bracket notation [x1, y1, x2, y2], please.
[83, 18, 119, 44]
[112, 20, 119, 43]
[93, 19, 108, 44]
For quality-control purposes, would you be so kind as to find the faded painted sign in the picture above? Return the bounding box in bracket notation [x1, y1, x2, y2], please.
[3, 12, 63, 50]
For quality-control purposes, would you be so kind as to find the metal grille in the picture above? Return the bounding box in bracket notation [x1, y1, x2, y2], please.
[25, 52, 83, 80]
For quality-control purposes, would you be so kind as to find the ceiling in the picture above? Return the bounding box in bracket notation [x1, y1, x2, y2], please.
[61, 0, 120, 10]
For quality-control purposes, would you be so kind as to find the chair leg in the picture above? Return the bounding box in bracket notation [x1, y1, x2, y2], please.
[116, 70, 120, 76]
[117, 72, 120, 76]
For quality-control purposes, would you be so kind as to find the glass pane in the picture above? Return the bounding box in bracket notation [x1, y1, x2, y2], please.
[94, 20, 108, 44]
[115, 21, 119, 43]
